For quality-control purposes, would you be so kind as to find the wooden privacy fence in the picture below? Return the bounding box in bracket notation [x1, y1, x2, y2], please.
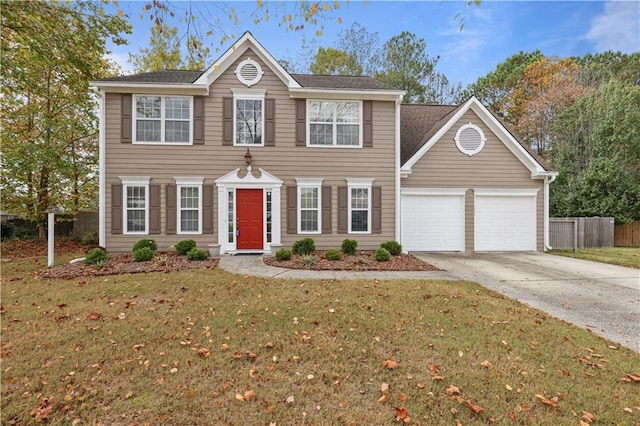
[549, 217, 614, 250]
[614, 221, 640, 247]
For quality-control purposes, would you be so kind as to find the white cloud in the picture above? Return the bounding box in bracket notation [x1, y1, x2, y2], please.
[586, 1, 640, 53]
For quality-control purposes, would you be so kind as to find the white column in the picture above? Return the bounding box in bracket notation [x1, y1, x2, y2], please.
[47, 211, 55, 267]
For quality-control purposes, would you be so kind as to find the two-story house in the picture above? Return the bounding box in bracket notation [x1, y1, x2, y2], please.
[91, 32, 557, 255]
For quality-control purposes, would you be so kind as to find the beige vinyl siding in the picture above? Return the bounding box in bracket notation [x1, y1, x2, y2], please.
[403, 110, 545, 251]
[104, 48, 397, 253]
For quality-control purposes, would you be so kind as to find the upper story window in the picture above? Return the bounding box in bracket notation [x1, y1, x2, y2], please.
[308, 100, 361, 147]
[233, 89, 265, 146]
[134, 95, 192, 144]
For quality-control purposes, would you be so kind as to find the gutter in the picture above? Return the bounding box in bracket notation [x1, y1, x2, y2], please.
[544, 174, 558, 251]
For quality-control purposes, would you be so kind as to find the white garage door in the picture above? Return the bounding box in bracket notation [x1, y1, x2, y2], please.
[474, 189, 537, 251]
[401, 189, 465, 251]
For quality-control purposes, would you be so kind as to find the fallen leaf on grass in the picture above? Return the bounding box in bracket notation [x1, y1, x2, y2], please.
[30, 398, 57, 419]
[535, 394, 558, 408]
[480, 360, 493, 368]
[286, 395, 294, 404]
[378, 394, 389, 404]
[394, 407, 411, 423]
[621, 373, 640, 382]
[465, 400, 483, 414]
[380, 383, 390, 394]
[197, 348, 210, 357]
[581, 411, 595, 423]
[446, 385, 461, 397]
[383, 358, 400, 369]
[86, 312, 101, 321]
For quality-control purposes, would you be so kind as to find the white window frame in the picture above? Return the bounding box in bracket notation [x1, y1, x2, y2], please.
[121, 176, 150, 235]
[232, 88, 265, 147]
[295, 177, 323, 234]
[454, 122, 487, 156]
[347, 178, 374, 234]
[175, 177, 204, 235]
[234, 58, 264, 87]
[133, 95, 193, 145]
[307, 100, 363, 148]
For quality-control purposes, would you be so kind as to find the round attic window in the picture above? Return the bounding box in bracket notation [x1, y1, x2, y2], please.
[235, 58, 263, 87]
[454, 123, 486, 156]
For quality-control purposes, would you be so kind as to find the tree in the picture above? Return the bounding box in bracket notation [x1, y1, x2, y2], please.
[336, 22, 381, 77]
[550, 81, 640, 223]
[461, 50, 544, 120]
[310, 47, 362, 75]
[374, 31, 440, 103]
[1, 1, 130, 239]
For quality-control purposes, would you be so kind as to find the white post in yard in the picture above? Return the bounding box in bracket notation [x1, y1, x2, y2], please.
[47, 205, 57, 267]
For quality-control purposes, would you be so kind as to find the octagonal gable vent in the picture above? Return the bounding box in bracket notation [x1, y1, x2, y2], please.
[235, 58, 263, 87]
[454, 123, 486, 156]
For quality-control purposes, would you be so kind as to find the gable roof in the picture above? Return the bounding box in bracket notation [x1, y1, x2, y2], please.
[291, 74, 399, 91]
[400, 96, 555, 178]
[97, 69, 204, 84]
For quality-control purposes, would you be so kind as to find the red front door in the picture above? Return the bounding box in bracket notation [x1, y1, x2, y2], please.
[236, 189, 263, 250]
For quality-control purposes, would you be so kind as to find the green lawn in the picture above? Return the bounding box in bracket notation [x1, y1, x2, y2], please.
[551, 247, 640, 268]
[1, 254, 639, 425]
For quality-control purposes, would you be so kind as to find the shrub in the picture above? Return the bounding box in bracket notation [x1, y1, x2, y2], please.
[300, 254, 317, 268]
[380, 240, 402, 256]
[85, 248, 108, 265]
[341, 239, 358, 255]
[82, 231, 99, 246]
[1, 222, 16, 241]
[375, 247, 391, 262]
[12, 226, 37, 240]
[175, 239, 197, 256]
[275, 248, 292, 261]
[187, 248, 209, 261]
[133, 239, 157, 253]
[292, 237, 315, 256]
[325, 250, 342, 261]
[133, 247, 155, 262]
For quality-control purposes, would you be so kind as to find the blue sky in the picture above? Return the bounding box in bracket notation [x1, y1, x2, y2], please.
[107, 1, 639, 87]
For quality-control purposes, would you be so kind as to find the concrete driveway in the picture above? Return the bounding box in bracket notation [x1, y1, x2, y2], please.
[414, 252, 640, 352]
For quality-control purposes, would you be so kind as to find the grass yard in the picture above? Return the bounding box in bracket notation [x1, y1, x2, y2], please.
[1, 253, 639, 425]
[551, 247, 640, 269]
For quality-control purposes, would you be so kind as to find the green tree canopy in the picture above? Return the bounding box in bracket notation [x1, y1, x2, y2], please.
[1, 1, 130, 238]
[310, 47, 362, 75]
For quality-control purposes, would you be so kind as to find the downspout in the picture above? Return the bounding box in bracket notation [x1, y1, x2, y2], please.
[543, 174, 557, 251]
[94, 87, 106, 248]
[394, 95, 403, 244]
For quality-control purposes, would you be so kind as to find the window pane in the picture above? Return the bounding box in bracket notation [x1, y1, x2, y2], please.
[136, 96, 161, 118]
[236, 98, 262, 144]
[300, 187, 318, 209]
[127, 210, 145, 232]
[166, 121, 189, 143]
[309, 123, 333, 145]
[181, 210, 199, 232]
[127, 186, 146, 208]
[336, 102, 359, 123]
[136, 120, 161, 142]
[351, 188, 368, 209]
[351, 210, 368, 232]
[309, 101, 333, 122]
[165, 97, 190, 119]
[337, 124, 359, 146]
[180, 187, 199, 208]
[301, 210, 318, 232]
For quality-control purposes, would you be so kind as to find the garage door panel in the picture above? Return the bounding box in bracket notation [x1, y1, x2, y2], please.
[401, 192, 464, 251]
[475, 194, 536, 251]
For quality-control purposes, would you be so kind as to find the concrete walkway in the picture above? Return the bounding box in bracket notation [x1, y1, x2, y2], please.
[217, 253, 639, 352]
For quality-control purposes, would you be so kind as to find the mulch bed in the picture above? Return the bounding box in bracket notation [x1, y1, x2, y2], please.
[263, 251, 440, 271]
[35, 252, 218, 279]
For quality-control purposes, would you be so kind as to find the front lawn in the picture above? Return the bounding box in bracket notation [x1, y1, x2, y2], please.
[1, 252, 638, 425]
[551, 247, 640, 268]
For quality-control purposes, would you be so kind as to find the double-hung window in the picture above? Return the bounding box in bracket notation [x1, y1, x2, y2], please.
[233, 89, 265, 146]
[134, 95, 192, 144]
[296, 178, 323, 234]
[308, 100, 361, 147]
[175, 177, 203, 234]
[121, 177, 150, 235]
[347, 178, 373, 234]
